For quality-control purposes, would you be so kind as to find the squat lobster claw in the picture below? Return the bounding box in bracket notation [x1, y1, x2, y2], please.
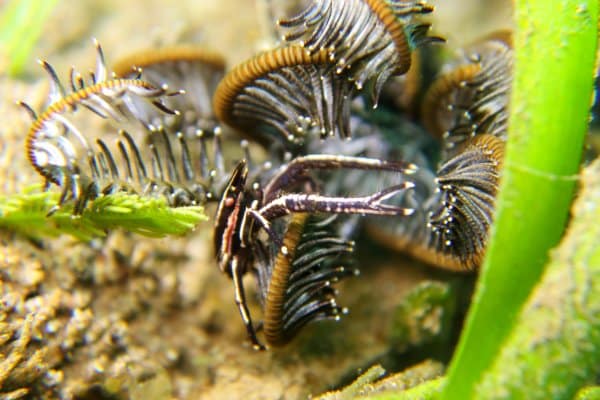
[213, 155, 416, 350]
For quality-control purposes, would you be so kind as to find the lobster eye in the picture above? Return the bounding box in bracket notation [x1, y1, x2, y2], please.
[225, 197, 235, 207]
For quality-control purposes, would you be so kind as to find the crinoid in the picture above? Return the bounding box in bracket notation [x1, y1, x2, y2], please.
[212, 155, 416, 349]
[277, 0, 443, 103]
[301, 30, 510, 271]
[112, 45, 226, 133]
[213, 45, 356, 145]
[421, 31, 513, 160]
[19, 40, 227, 214]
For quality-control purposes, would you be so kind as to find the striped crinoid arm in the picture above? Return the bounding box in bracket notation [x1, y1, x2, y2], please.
[18, 40, 232, 214]
[213, 45, 356, 145]
[277, 0, 442, 103]
[368, 134, 504, 271]
[422, 31, 513, 161]
[425, 134, 505, 269]
[258, 214, 355, 347]
[29, 123, 226, 215]
[112, 45, 226, 133]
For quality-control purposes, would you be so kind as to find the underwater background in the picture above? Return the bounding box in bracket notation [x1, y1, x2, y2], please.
[3, 0, 599, 399]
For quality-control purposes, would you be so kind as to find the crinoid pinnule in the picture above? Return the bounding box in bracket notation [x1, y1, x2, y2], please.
[112, 45, 226, 133]
[278, 0, 442, 103]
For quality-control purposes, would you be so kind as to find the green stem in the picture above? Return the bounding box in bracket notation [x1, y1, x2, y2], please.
[441, 2, 598, 399]
[475, 160, 600, 398]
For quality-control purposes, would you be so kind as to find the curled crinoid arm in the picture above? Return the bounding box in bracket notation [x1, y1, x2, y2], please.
[277, 0, 442, 103]
[421, 30, 513, 160]
[368, 134, 504, 271]
[427, 134, 504, 268]
[257, 214, 355, 347]
[20, 40, 180, 200]
[17, 40, 235, 213]
[112, 45, 226, 133]
[213, 45, 355, 145]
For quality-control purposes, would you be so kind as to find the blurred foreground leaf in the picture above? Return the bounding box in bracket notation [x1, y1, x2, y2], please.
[441, 2, 598, 399]
[575, 386, 600, 400]
[475, 159, 600, 398]
[0, 0, 58, 76]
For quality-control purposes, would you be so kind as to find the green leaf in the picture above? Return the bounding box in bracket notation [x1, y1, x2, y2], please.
[0, 187, 208, 241]
[475, 159, 600, 398]
[441, 2, 598, 399]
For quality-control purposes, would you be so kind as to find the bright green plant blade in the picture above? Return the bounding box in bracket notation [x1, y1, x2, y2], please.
[0, 187, 207, 241]
[0, 0, 58, 76]
[441, 2, 598, 399]
[475, 159, 600, 398]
